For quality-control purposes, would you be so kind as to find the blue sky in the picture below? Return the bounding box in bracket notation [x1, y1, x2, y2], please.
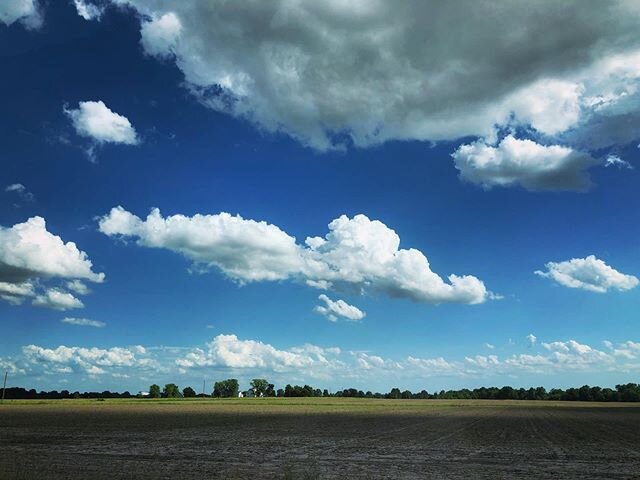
[1, 1, 640, 393]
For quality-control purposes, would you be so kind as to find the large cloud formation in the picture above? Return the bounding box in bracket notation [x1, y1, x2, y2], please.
[74, 1, 640, 189]
[535, 255, 639, 293]
[99, 206, 490, 305]
[5, 334, 640, 389]
[0, 216, 104, 308]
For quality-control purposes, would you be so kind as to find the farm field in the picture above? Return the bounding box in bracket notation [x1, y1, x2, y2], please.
[1, 398, 640, 479]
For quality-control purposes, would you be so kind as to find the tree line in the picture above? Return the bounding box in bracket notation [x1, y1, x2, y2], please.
[3, 381, 640, 402]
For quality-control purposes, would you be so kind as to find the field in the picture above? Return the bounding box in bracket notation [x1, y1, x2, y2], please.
[1, 398, 640, 479]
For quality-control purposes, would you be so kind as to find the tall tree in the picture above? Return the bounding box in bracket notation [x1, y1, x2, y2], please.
[182, 386, 197, 398]
[213, 379, 239, 398]
[250, 378, 269, 397]
[163, 383, 181, 398]
[149, 384, 161, 398]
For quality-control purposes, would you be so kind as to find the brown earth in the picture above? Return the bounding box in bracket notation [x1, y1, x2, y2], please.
[1, 399, 640, 479]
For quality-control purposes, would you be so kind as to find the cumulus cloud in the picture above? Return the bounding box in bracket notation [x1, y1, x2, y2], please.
[98, 206, 302, 282]
[527, 334, 537, 347]
[0, 0, 41, 28]
[314, 294, 365, 322]
[99, 207, 491, 305]
[0, 216, 104, 307]
[607, 341, 640, 360]
[5, 333, 640, 386]
[541, 339, 613, 368]
[22, 344, 148, 376]
[176, 334, 341, 375]
[80, 1, 640, 189]
[535, 255, 638, 293]
[33, 289, 84, 311]
[140, 12, 182, 58]
[61, 317, 106, 328]
[452, 136, 597, 191]
[64, 101, 139, 158]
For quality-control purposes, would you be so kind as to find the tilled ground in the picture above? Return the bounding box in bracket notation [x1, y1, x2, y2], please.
[1, 401, 640, 479]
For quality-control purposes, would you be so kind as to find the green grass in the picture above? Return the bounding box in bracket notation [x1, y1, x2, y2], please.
[1, 396, 636, 414]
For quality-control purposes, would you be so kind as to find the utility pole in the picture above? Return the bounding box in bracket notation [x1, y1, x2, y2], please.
[1, 371, 7, 403]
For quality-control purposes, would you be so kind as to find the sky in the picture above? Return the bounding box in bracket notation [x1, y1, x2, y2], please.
[1, 0, 640, 394]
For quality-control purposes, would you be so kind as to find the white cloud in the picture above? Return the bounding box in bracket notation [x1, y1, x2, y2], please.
[22, 344, 148, 375]
[541, 339, 613, 368]
[610, 341, 640, 360]
[314, 294, 365, 322]
[73, 0, 103, 20]
[506, 79, 583, 136]
[140, 12, 182, 58]
[465, 354, 500, 369]
[405, 356, 461, 376]
[5, 183, 34, 202]
[98, 206, 302, 282]
[66, 280, 90, 295]
[0, 281, 34, 305]
[61, 317, 106, 328]
[452, 135, 597, 191]
[604, 154, 632, 169]
[99, 207, 491, 305]
[176, 334, 341, 375]
[33, 289, 84, 311]
[85, 0, 640, 185]
[64, 100, 139, 146]
[303, 214, 490, 304]
[527, 334, 537, 347]
[5, 334, 640, 386]
[0, 0, 41, 28]
[0, 216, 104, 306]
[483, 343, 495, 350]
[535, 255, 638, 293]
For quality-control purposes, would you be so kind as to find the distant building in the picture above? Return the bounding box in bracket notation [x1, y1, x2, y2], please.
[138, 391, 150, 397]
[238, 391, 244, 398]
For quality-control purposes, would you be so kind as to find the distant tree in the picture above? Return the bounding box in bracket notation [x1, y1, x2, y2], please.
[497, 386, 516, 400]
[183, 386, 197, 398]
[547, 388, 564, 401]
[387, 388, 401, 399]
[283, 384, 319, 397]
[250, 378, 269, 397]
[416, 390, 429, 399]
[149, 384, 161, 398]
[213, 379, 239, 398]
[323, 389, 330, 397]
[265, 384, 275, 397]
[578, 385, 592, 402]
[276, 388, 285, 397]
[616, 383, 640, 402]
[565, 388, 579, 401]
[163, 384, 181, 398]
[401, 390, 413, 399]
